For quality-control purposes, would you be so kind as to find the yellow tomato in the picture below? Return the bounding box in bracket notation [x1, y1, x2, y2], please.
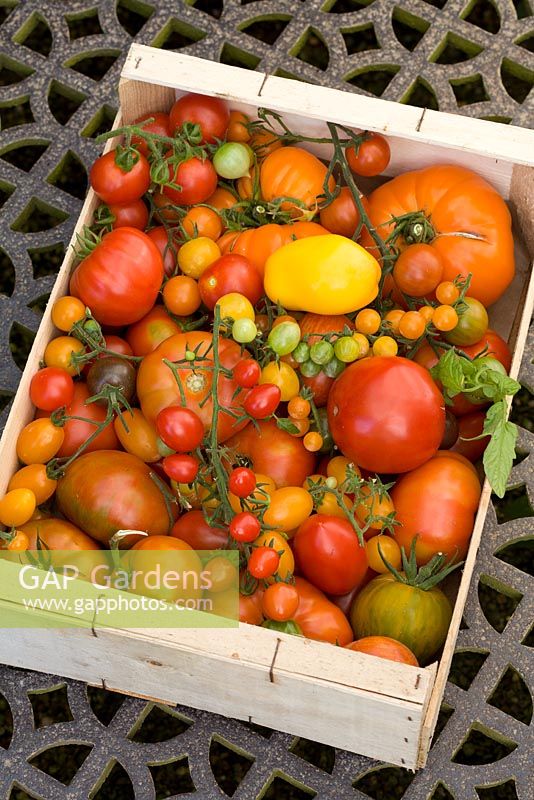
[316, 491, 353, 519]
[8, 464, 57, 505]
[254, 530, 294, 582]
[177, 236, 220, 278]
[263, 487, 313, 531]
[51, 296, 86, 332]
[229, 472, 276, 513]
[171, 479, 218, 510]
[352, 332, 370, 358]
[0, 488, 36, 527]
[113, 409, 160, 463]
[216, 292, 254, 322]
[355, 485, 395, 530]
[264, 234, 380, 314]
[44, 336, 85, 376]
[260, 361, 299, 402]
[16, 419, 65, 465]
[327, 456, 360, 486]
[365, 535, 402, 573]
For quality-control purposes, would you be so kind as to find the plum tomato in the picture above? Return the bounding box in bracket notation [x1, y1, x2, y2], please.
[156, 406, 205, 452]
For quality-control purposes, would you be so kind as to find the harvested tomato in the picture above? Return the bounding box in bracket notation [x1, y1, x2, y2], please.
[226, 419, 316, 488]
[199, 254, 263, 308]
[146, 226, 178, 277]
[262, 583, 300, 622]
[129, 535, 202, 604]
[126, 306, 181, 357]
[319, 187, 364, 238]
[16, 418, 65, 465]
[328, 357, 445, 473]
[55, 382, 120, 458]
[345, 636, 419, 666]
[346, 133, 390, 177]
[171, 509, 228, 549]
[30, 367, 74, 411]
[113, 409, 160, 463]
[56, 451, 175, 544]
[461, 329, 512, 372]
[233, 359, 261, 388]
[108, 199, 148, 230]
[169, 92, 229, 143]
[137, 331, 248, 443]
[8, 464, 57, 505]
[162, 454, 199, 483]
[392, 452, 481, 564]
[229, 512, 260, 543]
[132, 111, 172, 155]
[450, 411, 489, 462]
[162, 156, 217, 206]
[228, 467, 256, 498]
[361, 165, 514, 307]
[20, 518, 101, 550]
[156, 406, 204, 452]
[293, 515, 368, 595]
[70, 228, 164, 326]
[243, 384, 281, 419]
[260, 147, 335, 216]
[248, 546, 280, 579]
[239, 584, 265, 625]
[300, 370, 335, 408]
[293, 577, 353, 645]
[90, 150, 150, 205]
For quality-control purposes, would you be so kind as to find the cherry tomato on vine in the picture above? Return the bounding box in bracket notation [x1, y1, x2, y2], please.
[87, 357, 136, 404]
[232, 319, 257, 344]
[346, 133, 390, 177]
[108, 199, 149, 230]
[199, 254, 263, 308]
[365, 535, 401, 573]
[156, 406, 205, 452]
[398, 310, 426, 340]
[169, 92, 229, 144]
[162, 453, 200, 483]
[163, 275, 201, 317]
[182, 206, 222, 241]
[319, 187, 362, 238]
[243, 384, 281, 419]
[30, 367, 74, 411]
[51, 296, 86, 332]
[372, 336, 398, 357]
[5, 530, 30, 552]
[393, 244, 443, 297]
[262, 582, 299, 622]
[171, 509, 228, 549]
[432, 305, 458, 332]
[248, 546, 280, 579]
[229, 511, 261, 543]
[131, 111, 172, 155]
[303, 432, 323, 452]
[213, 142, 253, 180]
[445, 297, 489, 346]
[178, 236, 220, 279]
[260, 362, 299, 402]
[233, 359, 261, 388]
[227, 110, 250, 142]
[435, 281, 460, 305]
[355, 308, 381, 335]
[288, 396, 310, 420]
[162, 156, 217, 206]
[16, 419, 64, 465]
[90, 150, 150, 205]
[44, 336, 85, 376]
[228, 467, 256, 498]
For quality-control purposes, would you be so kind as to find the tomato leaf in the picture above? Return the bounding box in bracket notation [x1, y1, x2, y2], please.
[482, 403, 518, 498]
[431, 348, 464, 397]
[276, 417, 300, 435]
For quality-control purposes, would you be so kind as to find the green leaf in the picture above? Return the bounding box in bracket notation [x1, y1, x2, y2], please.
[483, 401, 505, 434]
[432, 349, 464, 396]
[483, 416, 518, 498]
[276, 417, 300, 435]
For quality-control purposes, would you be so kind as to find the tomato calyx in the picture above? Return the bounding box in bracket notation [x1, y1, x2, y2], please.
[377, 537, 462, 591]
[387, 211, 436, 248]
[73, 225, 104, 261]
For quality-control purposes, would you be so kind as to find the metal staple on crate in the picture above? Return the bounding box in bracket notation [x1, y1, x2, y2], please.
[0, 1, 532, 798]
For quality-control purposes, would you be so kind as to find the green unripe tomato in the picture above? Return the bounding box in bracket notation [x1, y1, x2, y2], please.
[213, 142, 253, 179]
[300, 359, 322, 378]
[445, 297, 489, 346]
[232, 318, 257, 344]
[334, 335, 359, 363]
[267, 321, 301, 356]
[323, 356, 345, 378]
[310, 340, 334, 365]
[292, 342, 310, 363]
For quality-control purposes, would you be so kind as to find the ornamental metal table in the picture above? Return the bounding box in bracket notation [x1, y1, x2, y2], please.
[0, 2, 533, 799]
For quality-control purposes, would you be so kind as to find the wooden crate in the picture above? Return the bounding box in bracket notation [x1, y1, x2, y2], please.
[1, 44, 533, 769]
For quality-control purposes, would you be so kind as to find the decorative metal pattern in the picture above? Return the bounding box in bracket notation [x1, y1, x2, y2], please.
[0, 2, 532, 798]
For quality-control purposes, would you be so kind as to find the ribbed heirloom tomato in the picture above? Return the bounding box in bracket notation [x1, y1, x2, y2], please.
[260, 147, 335, 216]
[70, 228, 164, 326]
[137, 331, 248, 443]
[328, 357, 445, 474]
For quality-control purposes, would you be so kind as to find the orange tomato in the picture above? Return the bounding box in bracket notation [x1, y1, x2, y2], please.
[260, 146, 335, 217]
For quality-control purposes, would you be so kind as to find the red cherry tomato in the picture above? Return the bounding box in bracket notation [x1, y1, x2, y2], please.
[30, 367, 74, 411]
[461, 329, 512, 372]
[162, 156, 217, 206]
[132, 112, 172, 156]
[108, 199, 148, 230]
[171, 509, 228, 549]
[228, 467, 256, 498]
[233, 359, 261, 389]
[146, 226, 178, 277]
[199, 254, 263, 308]
[346, 133, 390, 177]
[156, 406, 205, 452]
[90, 150, 150, 204]
[169, 93, 229, 144]
[248, 547, 280, 579]
[162, 454, 199, 483]
[243, 384, 281, 419]
[229, 511, 261, 543]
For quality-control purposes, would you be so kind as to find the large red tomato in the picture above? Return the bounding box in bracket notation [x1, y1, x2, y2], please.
[137, 331, 248, 443]
[293, 577, 353, 645]
[70, 228, 163, 326]
[169, 93, 229, 144]
[56, 450, 175, 544]
[226, 419, 316, 488]
[361, 165, 515, 307]
[392, 452, 481, 564]
[293, 515, 368, 595]
[328, 357, 445, 473]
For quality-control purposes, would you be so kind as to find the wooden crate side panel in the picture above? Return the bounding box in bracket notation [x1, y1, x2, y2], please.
[118, 78, 175, 124]
[0, 617, 426, 767]
[417, 259, 534, 767]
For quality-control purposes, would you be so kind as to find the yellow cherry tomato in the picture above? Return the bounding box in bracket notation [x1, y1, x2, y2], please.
[172, 479, 218, 510]
[0, 488, 36, 527]
[177, 236, 220, 278]
[384, 309, 404, 334]
[355, 308, 381, 335]
[264, 234, 380, 315]
[216, 292, 254, 322]
[113, 409, 160, 463]
[51, 296, 86, 332]
[44, 336, 85, 376]
[327, 455, 360, 486]
[372, 335, 398, 357]
[229, 472, 276, 513]
[263, 487, 313, 531]
[260, 361, 300, 402]
[303, 431, 323, 452]
[8, 464, 57, 504]
[365, 535, 402, 573]
[355, 485, 395, 531]
[254, 530, 294, 582]
[16, 419, 65, 465]
[352, 332, 370, 358]
[316, 491, 354, 519]
[203, 555, 239, 593]
[6, 530, 30, 552]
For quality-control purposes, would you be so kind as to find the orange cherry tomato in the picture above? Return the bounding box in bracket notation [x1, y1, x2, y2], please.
[51, 296, 86, 332]
[44, 336, 85, 376]
[182, 206, 222, 241]
[345, 636, 419, 666]
[8, 464, 57, 505]
[227, 110, 251, 143]
[0, 488, 36, 527]
[163, 275, 201, 317]
[17, 419, 65, 465]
